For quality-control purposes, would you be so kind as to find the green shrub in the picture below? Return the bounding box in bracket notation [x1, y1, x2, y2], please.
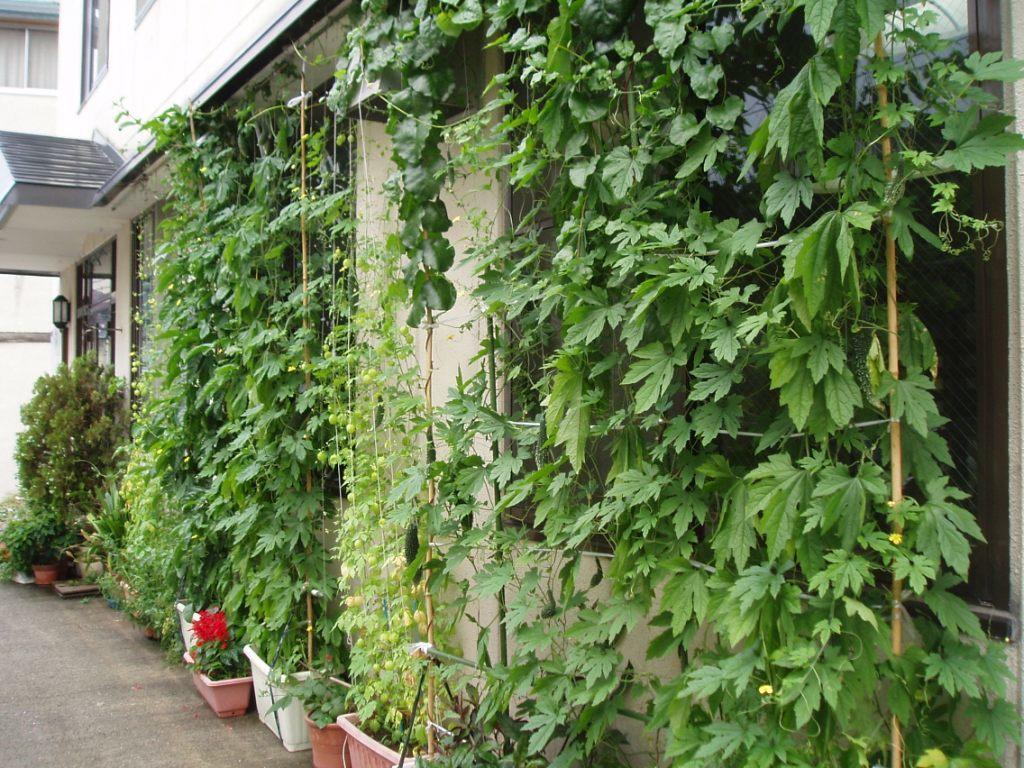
[2, 507, 74, 571]
[15, 355, 128, 527]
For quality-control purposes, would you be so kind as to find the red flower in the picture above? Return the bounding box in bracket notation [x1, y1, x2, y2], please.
[191, 609, 230, 645]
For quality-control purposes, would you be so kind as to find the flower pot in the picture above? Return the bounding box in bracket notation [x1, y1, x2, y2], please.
[188, 659, 253, 718]
[31, 564, 59, 586]
[336, 714, 417, 768]
[305, 714, 348, 768]
[243, 644, 311, 751]
[143, 626, 157, 640]
[12, 571, 34, 584]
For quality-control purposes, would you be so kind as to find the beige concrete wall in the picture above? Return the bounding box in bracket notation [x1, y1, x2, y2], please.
[0, 89, 57, 134]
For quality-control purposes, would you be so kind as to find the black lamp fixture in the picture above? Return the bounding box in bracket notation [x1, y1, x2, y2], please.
[52, 294, 71, 330]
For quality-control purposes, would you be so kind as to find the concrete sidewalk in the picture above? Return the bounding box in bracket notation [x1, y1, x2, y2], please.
[0, 582, 308, 767]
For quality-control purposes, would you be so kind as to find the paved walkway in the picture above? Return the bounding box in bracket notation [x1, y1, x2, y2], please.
[0, 581, 308, 767]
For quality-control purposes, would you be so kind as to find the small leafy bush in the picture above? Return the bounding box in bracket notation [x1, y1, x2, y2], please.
[2, 507, 74, 570]
[15, 355, 128, 526]
[275, 674, 351, 728]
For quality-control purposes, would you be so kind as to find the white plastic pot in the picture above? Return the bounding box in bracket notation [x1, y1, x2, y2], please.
[175, 602, 196, 651]
[243, 644, 311, 752]
[12, 571, 34, 584]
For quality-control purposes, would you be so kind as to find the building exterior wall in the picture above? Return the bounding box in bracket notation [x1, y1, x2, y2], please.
[0, 274, 59, 497]
[0, 88, 56, 133]
[56, 0, 295, 152]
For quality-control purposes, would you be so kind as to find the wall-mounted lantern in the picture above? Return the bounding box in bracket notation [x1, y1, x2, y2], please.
[52, 294, 70, 363]
[52, 294, 71, 329]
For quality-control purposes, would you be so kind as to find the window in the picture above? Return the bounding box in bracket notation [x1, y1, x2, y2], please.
[135, 0, 156, 25]
[0, 26, 58, 89]
[81, 0, 109, 100]
[76, 240, 116, 366]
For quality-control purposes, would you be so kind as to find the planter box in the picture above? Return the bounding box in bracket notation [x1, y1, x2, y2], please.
[305, 714, 348, 768]
[336, 714, 417, 768]
[243, 644, 311, 752]
[175, 602, 196, 651]
[188, 658, 253, 718]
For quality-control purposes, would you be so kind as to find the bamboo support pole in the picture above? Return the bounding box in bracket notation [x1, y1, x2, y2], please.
[299, 73, 315, 669]
[423, 307, 438, 757]
[873, 33, 905, 768]
[486, 317, 510, 668]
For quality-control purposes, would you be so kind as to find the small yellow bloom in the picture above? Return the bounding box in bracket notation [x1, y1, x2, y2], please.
[288, 365, 298, 372]
[758, 684, 773, 696]
[306, 624, 314, 633]
[889, 532, 903, 546]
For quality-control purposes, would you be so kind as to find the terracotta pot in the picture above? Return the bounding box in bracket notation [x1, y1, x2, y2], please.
[143, 626, 157, 640]
[31, 564, 59, 586]
[336, 714, 417, 768]
[190, 667, 253, 718]
[305, 714, 348, 768]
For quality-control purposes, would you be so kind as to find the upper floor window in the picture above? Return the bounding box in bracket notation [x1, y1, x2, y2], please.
[0, 26, 58, 90]
[81, 0, 109, 100]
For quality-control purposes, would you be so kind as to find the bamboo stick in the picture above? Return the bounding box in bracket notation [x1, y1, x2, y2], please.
[299, 72, 315, 670]
[423, 307, 438, 757]
[873, 32, 905, 768]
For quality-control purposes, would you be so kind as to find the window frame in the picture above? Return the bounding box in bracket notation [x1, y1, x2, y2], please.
[80, 0, 109, 104]
[75, 239, 116, 367]
[134, 0, 157, 28]
[0, 23, 58, 92]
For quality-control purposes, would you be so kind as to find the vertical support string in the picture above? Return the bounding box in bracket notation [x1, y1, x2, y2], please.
[873, 32, 905, 768]
[299, 70, 315, 670]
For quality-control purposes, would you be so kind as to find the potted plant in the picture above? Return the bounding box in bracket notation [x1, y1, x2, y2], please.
[1, 509, 74, 586]
[79, 479, 128, 581]
[273, 674, 350, 768]
[187, 608, 253, 717]
[244, 644, 312, 751]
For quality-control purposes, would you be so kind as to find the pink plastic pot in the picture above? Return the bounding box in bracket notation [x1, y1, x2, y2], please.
[336, 714, 417, 768]
[305, 714, 348, 768]
[184, 652, 253, 718]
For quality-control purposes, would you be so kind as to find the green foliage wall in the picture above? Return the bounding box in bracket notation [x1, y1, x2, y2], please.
[130, 91, 351, 663]
[334, 0, 1024, 766]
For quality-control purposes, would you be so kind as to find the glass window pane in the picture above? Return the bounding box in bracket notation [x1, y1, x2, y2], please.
[85, 0, 109, 93]
[27, 29, 57, 89]
[0, 28, 26, 88]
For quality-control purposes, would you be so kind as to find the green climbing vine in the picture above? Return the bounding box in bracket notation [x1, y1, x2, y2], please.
[333, 0, 1024, 766]
[128, 78, 351, 665]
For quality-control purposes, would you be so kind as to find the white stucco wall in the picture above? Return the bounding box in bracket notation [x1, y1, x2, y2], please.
[56, 0, 298, 152]
[0, 274, 60, 498]
[0, 89, 57, 134]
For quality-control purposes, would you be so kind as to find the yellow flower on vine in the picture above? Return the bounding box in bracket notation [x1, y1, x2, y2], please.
[889, 532, 903, 546]
[758, 684, 773, 696]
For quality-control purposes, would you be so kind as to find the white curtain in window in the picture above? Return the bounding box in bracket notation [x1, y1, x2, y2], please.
[0, 28, 26, 88]
[27, 30, 57, 89]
